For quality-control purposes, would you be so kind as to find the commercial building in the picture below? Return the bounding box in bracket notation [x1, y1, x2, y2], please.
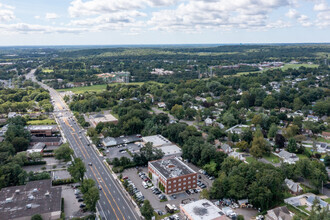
[30, 136, 62, 147]
[148, 157, 197, 194]
[180, 199, 227, 220]
[27, 142, 46, 154]
[27, 125, 59, 137]
[142, 135, 182, 157]
[0, 179, 62, 220]
[89, 112, 118, 127]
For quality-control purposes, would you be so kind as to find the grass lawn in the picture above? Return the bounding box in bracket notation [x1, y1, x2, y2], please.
[232, 63, 319, 77]
[154, 210, 179, 220]
[317, 137, 330, 144]
[286, 204, 308, 219]
[246, 156, 257, 164]
[42, 68, 54, 73]
[297, 154, 309, 160]
[264, 153, 280, 163]
[324, 198, 330, 203]
[27, 119, 56, 125]
[56, 81, 163, 94]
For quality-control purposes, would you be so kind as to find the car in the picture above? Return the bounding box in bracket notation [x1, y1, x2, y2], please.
[78, 198, 84, 202]
[79, 203, 86, 208]
[158, 194, 166, 200]
[98, 185, 102, 190]
[195, 188, 201, 193]
[157, 210, 164, 216]
[122, 176, 128, 180]
[170, 194, 176, 199]
[88, 163, 92, 166]
[209, 176, 215, 180]
[155, 190, 161, 195]
[193, 189, 198, 193]
[189, 189, 194, 194]
[200, 184, 206, 189]
[186, 190, 191, 195]
[75, 195, 81, 199]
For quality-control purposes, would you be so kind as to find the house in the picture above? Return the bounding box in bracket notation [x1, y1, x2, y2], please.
[214, 122, 225, 129]
[180, 199, 227, 220]
[88, 112, 118, 127]
[8, 112, 21, 118]
[27, 142, 46, 154]
[277, 150, 299, 164]
[219, 143, 233, 154]
[306, 195, 328, 208]
[284, 193, 329, 211]
[0, 179, 62, 220]
[280, 107, 292, 113]
[205, 117, 213, 126]
[265, 206, 293, 220]
[148, 157, 197, 195]
[226, 124, 249, 135]
[157, 102, 166, 108]
[285, 179, 303, 195]
[322, 131, 330, 140]
[305, 115, 319, 122]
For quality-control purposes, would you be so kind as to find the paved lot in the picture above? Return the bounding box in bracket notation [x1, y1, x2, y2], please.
[235, 208, 258, 220]
[62, 185, 88, 219]
[105, 143, 141, 160]
[122, 167, 201, 214]
[23, 157, 68, 172]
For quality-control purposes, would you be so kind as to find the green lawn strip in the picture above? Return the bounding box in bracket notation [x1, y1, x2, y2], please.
[27, 119, 56, 125]
[263, 153, 280, 163]
[324, 198, 330, 203]
[246, 156, 257, 164]
[286, 204, 309, 219]
[154, 210, 179, 220]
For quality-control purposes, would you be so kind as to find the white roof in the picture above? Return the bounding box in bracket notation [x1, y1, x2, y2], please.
[142, 135, 171, 147]
[159, 144, 182, 156]
[181, 199, 225, 220]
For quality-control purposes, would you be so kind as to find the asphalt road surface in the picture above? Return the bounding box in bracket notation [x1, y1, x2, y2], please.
[26, 69, 140, 220]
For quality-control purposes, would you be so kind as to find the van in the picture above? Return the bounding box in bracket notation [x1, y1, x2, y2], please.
[165, 204, 175, 214]
[142, 181, 148, 189]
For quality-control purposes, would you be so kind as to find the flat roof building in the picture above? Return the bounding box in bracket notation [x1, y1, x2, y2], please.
[180, 199, 227, 220]
[27, 125, 59, 137]
[27, 142, 46, 154]
[89, 112, 118, 127]
[148, 157, 197, 194]
[143, 135, 182, 157]
[0, 179, 62, 220]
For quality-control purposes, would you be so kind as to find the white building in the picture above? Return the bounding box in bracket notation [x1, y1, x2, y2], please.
[180, 199, 227, 220]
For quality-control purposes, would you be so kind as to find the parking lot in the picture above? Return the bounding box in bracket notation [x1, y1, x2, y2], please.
[23, 157, 68, 172]
[122, 167, 202, 217]
[62, 185, 90, 218]
[104, 143, 141, 160]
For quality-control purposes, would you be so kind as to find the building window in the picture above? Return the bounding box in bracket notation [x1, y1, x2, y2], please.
[178, 183, 181, 186]
[173, 180, 176, 183]
[179, 188, 181, 191]
[168, 186, 171, 189]
[184, 178, 186, 180]
[168, 190, 171, 193]
[188, 177, 191, 180]
[168, 181, 171, 184]
[183, 186, 186, 189]
[193, 180, 195, 183]
[174, 184, 176, 187]
[183, 182, 186, 185]
[193, 176, 196, 178]
[173, 189, 177, 192]
[178, 179, 182, 182]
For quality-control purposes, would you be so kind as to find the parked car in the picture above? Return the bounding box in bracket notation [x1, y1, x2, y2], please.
[79, 203, 86, 208]
[189, 189, 194, 194]
[186, 190, 191, 195]
[78, 198, 84, 202]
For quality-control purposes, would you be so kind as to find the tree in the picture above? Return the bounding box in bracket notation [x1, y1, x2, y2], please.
[12, 137, 29, 152]
[241, 129, 253, 144]
[171, 104, 184, 120]
[83, 185, 100, 212]
[81, 178, 96, 194]
[29, 152, 42, 162]
[283, 125, 299, 139]
[268, 123, 278, 139]
[140, 200, 154, 220]
[252, 114, 262, 125]
[250, 131, 270, 158]
[200, 189, 210, 199]
[31, 214, 43, 220]
[236, 141, 249, 152]
[287, 138, 297, 153]
[324, 155, 330, 167]
[54, 143, 74, 162]
[275, 134, 285, 148]
[68, 158, 86, 182]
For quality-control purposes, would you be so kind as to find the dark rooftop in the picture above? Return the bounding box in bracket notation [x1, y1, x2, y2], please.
[149, 157, 196, 179]
[0, 179, 62, 220]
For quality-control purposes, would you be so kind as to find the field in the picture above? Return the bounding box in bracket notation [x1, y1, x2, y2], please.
[233, 63, 319, 77]
[27, 119, 56, 125]
[42, 68, 54, 73]
[56, 82, 163, 94]
[264, 153, 280, 163]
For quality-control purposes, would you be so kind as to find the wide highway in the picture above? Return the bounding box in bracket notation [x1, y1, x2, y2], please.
[26, 69, 140, 220]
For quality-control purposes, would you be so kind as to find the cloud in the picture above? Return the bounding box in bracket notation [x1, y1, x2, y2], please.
[34, 15, 41, 20]
[0, 23, 86, 34]
[46, 13, 59, 20]
[0, 3, 15, 22]
[286, 8, 312, 26]
[148, 0, 295, 32]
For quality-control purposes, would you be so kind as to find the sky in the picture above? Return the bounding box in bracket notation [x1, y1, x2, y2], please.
[0, 0, 329, 46]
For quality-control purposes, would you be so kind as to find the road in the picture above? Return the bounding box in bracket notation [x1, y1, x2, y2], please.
[26, 69, 140, 220]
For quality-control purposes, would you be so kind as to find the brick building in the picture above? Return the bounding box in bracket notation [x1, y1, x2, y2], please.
[27, 125, 59, 137]
[148, 157, 197, 194]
